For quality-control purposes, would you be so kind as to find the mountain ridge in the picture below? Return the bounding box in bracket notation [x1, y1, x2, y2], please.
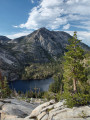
[0, 28, 90, 80]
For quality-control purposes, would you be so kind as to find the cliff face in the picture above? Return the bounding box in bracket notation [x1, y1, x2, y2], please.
[12, 28, 90, 62]
[0, 44, 21, 81]
[12, 28, 72, 63]
[0, 28, 90, 80]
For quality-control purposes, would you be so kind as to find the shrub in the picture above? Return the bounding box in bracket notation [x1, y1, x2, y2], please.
[64, 92, 90, 108]
[49, 75, 63, 93]
[43, 91, 55, 101]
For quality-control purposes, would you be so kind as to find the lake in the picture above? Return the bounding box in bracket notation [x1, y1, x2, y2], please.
[9, 78, 54, 93]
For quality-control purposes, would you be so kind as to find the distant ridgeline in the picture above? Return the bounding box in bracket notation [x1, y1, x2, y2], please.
[0, 28, 90, 80]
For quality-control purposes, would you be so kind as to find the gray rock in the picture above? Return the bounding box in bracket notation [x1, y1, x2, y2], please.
[49, 108, 70, 120]
[30, 100, 55, 118]
[54, 100, 65, 109]
[49, 106, 90, 120]
[41, 105, 54, 113]
[1, 99, 38, 120]
[2, 104, 28, 118]
[24, 116, 35, 120]
[24, 115, 35, 120]
[52, 118, 90, 120]
[37, 112, 47, 120]
[41, 114, 49, 120]
[1, 99, 90, 120]
[0, 102, 4, 109]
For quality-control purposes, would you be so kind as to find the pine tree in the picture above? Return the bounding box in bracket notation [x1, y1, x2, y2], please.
[63, 32, 87, 93]
[63, 32, 90, 107]
[0, 71, 4, 98]
[3, 77, 11, 98]
[0, 75, 11, 98]
[62, 32, 90, 107]
[49, 75, 63, 93]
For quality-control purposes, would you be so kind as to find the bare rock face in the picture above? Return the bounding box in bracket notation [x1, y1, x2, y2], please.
[12, 28, 72, 63]
[28, 100, 90, 120]
[49, 106, 90, 120]
[13, 28, 90, 62]
[0, 99, 90, 120]
[29, 100, 55, 118]
[0, 47, 21, 81]
[0, 99, 38, 120]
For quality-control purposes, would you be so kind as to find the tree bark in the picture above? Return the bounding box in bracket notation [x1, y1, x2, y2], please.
[73, 78, 77, 92]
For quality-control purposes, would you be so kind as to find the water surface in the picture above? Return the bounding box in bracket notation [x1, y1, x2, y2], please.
[9, 78, 53, 93]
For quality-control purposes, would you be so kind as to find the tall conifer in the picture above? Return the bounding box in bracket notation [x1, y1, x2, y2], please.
[63, 32, 87, 93]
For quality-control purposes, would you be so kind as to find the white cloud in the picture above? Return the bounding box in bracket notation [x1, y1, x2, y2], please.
[78, 31, 90, 45]
[40, 0, 63, 7]
[72, 25, 90, 31]
[13, 25, 18, 28]
[17, 0, 66, 30]
[15, 0, 90, 30]
[63, 24, 70, 30]
[65, 30, 90, 46]
[6, 31, 32, 39]
[71, 21, 90, 30]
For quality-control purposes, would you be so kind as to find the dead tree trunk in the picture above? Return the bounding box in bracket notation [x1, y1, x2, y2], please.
[73, 78, 77, 93]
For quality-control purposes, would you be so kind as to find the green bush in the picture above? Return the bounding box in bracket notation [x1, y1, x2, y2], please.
[25, 90, 44, 98]
[64, 93, 90, 108]
[43, 92, 55, 101]
[49, 75, 63, 93]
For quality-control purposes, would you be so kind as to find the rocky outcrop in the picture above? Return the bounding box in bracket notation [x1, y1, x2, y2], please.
[29, 100, 55, 118]
[0, 99, 90, 120]
[0, 46, 21, 81]
[0, 98, 38, 120]
[28, 100, 90, 120]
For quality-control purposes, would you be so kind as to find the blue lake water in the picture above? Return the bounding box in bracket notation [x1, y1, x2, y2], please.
[9, 78, 54, 93]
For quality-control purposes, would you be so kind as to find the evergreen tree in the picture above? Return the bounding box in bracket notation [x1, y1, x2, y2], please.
[0, 75, 11, 98]
[63, 32, 90, 107]
[3, 77, 11, 98]
[0, 71, 4, 98]
[63, 32, 87, 93]
[49, 75, 63, 93]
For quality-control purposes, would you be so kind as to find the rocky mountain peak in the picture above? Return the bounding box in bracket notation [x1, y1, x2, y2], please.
[37, 27, 49, 32]
[35, 27, 50, 36]
[0, 36, 11, 43]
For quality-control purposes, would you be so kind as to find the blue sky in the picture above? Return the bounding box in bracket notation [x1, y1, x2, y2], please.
[0, 0, 90, 46]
